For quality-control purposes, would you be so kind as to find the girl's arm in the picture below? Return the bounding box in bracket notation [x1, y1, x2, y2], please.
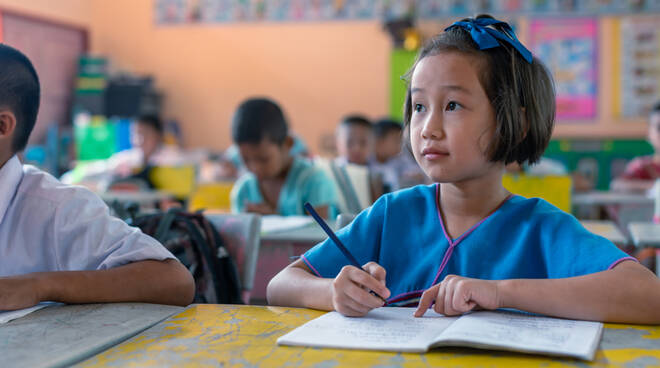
[415, 261, 660, 324]
[267, 259, 390, 316]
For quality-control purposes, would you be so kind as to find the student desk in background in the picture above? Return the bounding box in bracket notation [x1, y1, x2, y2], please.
[573, 191, 653, 207]
[580, 220, 629, 247]
[252, 217, 332, 302]
[0, 303, 183, 368]
[628, 222, 660, 277]
[78, 304, 660, 367]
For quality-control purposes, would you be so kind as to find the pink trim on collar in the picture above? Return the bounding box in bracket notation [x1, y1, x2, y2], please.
[432, 184, 514, 285]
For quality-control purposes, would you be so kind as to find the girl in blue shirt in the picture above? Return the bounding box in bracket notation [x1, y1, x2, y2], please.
[267, 15, 660, 324]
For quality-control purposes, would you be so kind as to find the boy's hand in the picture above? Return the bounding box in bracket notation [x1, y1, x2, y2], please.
[330, 262, 390, 317]
[0, 275, 42, 311]
[245, 202, 276, 215]
[414, 275, 501, 317]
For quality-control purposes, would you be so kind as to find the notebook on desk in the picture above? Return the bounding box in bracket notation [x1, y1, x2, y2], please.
[261, 215, 313, 234]
[277, 307, 603, 361]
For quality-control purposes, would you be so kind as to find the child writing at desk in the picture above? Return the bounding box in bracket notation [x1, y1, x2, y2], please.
[230, 97, 338, 218]
[268, 15, 660, 323]
[0, 44, 194, 310]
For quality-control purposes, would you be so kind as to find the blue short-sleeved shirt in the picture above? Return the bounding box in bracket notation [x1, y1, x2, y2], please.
[231, 156, 339, 217]
[303, 184, 633, 306]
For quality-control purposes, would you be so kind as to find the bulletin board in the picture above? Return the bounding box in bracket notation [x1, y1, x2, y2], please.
[529, 18, 598, 120]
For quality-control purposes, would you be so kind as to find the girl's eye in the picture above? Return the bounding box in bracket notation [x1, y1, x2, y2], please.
[446, 101, 462, 111]
[414, 104, 426, 113]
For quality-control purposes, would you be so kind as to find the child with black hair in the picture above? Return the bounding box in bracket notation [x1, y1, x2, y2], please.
[268, 16, 660, 323]
[335, 115, 374, 166]
[0, 44, 194, 310]
[230, 97, 338, 219]
[612, 101, 660, 193]
[369, 118, 428, 192]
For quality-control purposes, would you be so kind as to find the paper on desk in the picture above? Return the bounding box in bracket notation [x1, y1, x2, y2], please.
[0, 304, 49, 324]
[261, 215, 313, 234]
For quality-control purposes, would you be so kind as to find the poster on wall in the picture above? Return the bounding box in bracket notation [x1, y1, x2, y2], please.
[529, 18, 598, 120]
[154, 0, 660, 24]
[620, 16, 660, 118]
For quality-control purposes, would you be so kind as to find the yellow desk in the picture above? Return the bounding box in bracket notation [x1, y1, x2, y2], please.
[79, 305, 660, 367]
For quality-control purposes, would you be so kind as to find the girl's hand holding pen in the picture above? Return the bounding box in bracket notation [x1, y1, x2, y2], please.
[331, 261, 391, 317]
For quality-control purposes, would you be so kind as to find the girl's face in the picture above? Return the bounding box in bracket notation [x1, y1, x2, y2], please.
[238, 137, 293, 181]
[409, 52, 500, 183]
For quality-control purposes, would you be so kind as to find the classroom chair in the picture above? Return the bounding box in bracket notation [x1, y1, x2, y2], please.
[149, 165, 197, 199]
[502, 173, 572, 213]
[205, 213, 262, 304]
[315, 158, 380, 214]
[188, 182, 234, 212]
[336, 213, 356, 229]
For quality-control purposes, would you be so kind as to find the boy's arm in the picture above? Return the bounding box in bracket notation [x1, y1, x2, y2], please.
[0, 259, 194, 311]
[416, 261, 660, 324]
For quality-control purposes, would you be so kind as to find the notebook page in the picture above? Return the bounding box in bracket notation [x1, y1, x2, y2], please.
[435, 311, 603, 360]
[0, 304, 49, 324]
[277, 307, 457, 352]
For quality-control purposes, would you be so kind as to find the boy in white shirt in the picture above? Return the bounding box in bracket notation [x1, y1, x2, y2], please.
[0, 44, 194, 310]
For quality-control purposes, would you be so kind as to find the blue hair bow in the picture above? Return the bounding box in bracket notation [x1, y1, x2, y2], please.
[445, 18, 533, 64]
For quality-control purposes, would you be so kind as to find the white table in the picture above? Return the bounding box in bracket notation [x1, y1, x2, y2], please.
[580, 220, 628, 246]
[573, 191, 653, 206]
[627, 222, 660, 277]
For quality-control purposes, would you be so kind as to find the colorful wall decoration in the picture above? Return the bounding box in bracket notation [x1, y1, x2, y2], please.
[529, 18, 598, 120]
[620, 16, 660, 117]
[155, 0, 660, 24]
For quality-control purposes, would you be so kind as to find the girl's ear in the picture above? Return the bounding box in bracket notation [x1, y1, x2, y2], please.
[520, 107, 528, 141]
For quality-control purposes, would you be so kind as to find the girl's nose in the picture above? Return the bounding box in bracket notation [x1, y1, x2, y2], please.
[420, 115, 443, 140]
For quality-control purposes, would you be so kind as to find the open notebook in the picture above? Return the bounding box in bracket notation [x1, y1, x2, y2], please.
[277, 307, 603, 361]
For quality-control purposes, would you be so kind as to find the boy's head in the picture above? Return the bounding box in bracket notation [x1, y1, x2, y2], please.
[336, 115, 373, 165]
[403, 14, 555, 166]
[373, 119, 403, 163]
[0, 44, 40, 159]
[231, 97, 293, 180]
[131, 114, 163, 160]
[648, 101, 660, 153]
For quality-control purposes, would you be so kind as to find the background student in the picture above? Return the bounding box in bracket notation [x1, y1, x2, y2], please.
[335, 114, 374, 166]
[611, 101, 660, 193]
[369, 118, 428, 192]
[230, 97, 338, 219]
[0, 44, 194, 311]
[267, 16, 660, 324]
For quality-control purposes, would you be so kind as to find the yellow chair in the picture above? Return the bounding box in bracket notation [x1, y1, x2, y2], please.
[502, 173, 572, 212]
[148, 165, 197, 200]
[188, 182, 234, 212]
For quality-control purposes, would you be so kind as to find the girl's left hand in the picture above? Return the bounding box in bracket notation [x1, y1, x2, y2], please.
[414, 275, 502, 317]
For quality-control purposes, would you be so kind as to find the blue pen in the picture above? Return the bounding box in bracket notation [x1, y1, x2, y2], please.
[303, 202, 387, 304]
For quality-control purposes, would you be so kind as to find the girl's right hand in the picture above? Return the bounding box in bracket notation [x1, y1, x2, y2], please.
[330, 262, 390, 317]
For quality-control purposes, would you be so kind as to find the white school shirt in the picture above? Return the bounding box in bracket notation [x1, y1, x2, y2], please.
[0, 155, 175, 277]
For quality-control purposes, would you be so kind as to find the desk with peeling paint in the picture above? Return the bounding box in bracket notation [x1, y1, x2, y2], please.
[78, 304, 660, 367]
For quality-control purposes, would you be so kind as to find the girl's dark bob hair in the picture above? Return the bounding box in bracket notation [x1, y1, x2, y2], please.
[403, 14, 556, 165]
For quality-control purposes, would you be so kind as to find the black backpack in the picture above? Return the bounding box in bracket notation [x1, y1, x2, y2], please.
[128, 208, 243, 304]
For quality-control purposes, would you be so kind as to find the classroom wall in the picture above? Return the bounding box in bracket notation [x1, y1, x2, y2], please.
[88, 0, 389, 153]
[0, 0, 90, 28]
